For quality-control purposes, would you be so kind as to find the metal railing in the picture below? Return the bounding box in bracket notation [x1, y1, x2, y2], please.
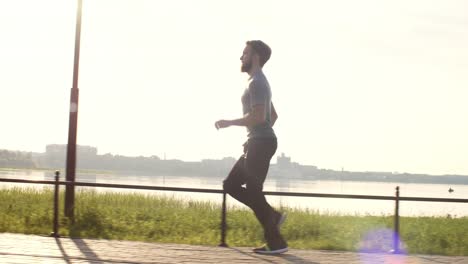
[1, 171, 467, 253]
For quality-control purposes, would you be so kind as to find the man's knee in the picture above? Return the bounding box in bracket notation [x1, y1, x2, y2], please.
[245, 177, 263, 193]
[223, 180, 234, 193]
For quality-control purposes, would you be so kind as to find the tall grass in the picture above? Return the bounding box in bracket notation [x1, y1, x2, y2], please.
[0, 188, 466, 256]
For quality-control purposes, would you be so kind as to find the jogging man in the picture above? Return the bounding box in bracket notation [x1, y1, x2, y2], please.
[215, 40, 288, 254]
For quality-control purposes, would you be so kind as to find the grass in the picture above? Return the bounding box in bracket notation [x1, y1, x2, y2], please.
[0, 187, 466, 256]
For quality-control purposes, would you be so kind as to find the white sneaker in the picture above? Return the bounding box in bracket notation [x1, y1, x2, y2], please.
[253, 244, 288, 255]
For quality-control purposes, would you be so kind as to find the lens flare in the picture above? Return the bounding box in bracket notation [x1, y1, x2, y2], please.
[358, 228, 413, 264]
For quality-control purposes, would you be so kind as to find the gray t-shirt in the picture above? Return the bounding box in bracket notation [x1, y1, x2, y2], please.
[241, 71, 276, 139]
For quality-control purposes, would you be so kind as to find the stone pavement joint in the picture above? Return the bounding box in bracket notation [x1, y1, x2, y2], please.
[0, 233, 467, 264]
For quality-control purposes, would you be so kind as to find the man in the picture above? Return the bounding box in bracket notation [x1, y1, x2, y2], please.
[215, 40, 288, 254]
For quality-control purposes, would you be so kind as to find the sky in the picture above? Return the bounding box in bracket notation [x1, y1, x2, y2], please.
[0, 0, 467, 175]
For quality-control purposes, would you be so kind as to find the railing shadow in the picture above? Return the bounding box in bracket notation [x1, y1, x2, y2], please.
[54, 237, 104, 264]
[72, 238, 104, 264]
[54, 237, 72, 264]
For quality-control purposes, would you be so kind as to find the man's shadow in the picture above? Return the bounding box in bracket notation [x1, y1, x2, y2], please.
[228, 247, 319, 264]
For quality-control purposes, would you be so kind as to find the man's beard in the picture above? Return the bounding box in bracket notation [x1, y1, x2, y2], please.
[241, 61, 252, 72]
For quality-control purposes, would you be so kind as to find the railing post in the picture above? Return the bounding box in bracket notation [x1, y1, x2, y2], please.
[393, 186, 400, 254]
[219, 192, 228, 247]
[50, 170, 60, 238]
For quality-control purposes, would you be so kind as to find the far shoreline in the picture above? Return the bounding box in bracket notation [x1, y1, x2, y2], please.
[1, 167, 468, 186]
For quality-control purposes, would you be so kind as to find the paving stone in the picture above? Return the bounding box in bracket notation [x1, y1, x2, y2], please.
[0, 233, 466, 264]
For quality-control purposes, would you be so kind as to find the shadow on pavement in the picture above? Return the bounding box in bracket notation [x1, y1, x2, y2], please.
[55, 237, 71, 264]
[72, 238, 105, 264]
[54, 237, 72, 264]
[278, 253, 320, 264]
[227, 247, 276, 263]
[227, 247, 319, 264]
[55, 237, 105, 263]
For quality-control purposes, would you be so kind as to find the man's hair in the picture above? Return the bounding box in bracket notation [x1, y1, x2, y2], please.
[246, 40, 271, 67]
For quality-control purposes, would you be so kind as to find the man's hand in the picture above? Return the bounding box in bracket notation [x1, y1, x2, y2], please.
[215, 109, 263, 130]
[215, 120, 232, 130]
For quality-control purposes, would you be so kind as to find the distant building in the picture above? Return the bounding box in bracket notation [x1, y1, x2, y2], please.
[272, 153, 303, 179]
[46, 144, 97, 156]
[45, 144, 98, 168]
[277, 153, 292, 169]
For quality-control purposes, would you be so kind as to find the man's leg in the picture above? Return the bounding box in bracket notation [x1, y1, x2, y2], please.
[245, 139, 287, 250]
[224, 155, 277, 225]
[222, 155, 252, 207]
[223, 141, 275, 216]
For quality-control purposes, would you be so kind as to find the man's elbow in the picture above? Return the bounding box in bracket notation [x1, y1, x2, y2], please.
[271, 117, 278, 126]
[272, 112, 278, 122]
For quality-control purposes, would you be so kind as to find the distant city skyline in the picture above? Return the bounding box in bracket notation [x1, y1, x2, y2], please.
[1, 0, 467, 175]
[3, 144, 468, 178]
[2, 145, 468, 189]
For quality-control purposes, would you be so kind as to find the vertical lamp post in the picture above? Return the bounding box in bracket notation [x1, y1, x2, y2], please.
[65, 0, 83, 218]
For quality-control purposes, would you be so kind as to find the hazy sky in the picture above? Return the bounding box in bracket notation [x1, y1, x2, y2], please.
[1, 0, 467, 175]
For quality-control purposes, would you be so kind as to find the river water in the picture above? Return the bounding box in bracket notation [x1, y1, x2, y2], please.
[1, 169, 467, 217]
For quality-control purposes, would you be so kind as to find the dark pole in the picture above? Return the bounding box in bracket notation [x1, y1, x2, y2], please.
[50, 171, 60, 237]
[65, 0, 83, 218]
[219, 192, 228, 247]
[393, 186, 400, 254]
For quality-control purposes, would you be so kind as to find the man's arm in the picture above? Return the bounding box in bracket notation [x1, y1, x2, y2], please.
[271, 102, 278, 127]
[215, 104, 266, 129]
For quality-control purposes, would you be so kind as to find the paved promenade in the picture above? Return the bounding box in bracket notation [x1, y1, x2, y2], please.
[0, 233, 466, 264]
